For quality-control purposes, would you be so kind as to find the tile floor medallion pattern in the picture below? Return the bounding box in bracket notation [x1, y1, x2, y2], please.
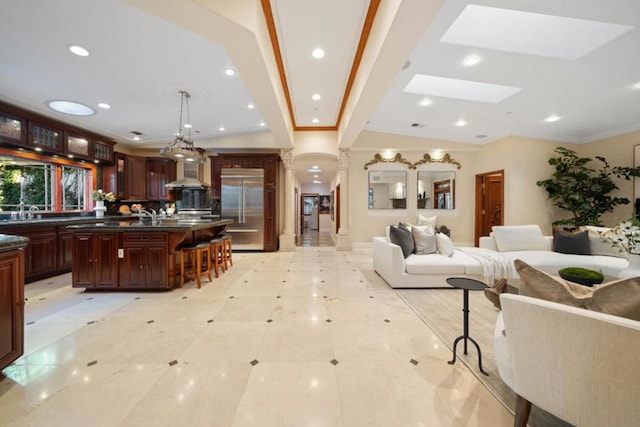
[0, 248, 513, 427]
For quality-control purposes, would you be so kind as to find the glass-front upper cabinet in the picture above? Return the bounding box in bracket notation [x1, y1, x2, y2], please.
[417, 171, 455, 209]
[368, 170, 407, 209]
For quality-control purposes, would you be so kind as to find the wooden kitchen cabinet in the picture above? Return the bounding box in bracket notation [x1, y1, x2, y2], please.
[57, 225, 74, 273]
[22, 228, 57, 282]
[0, 248, 25, 371]
[119, 232, 169, 289]
[125, 155, 147, 200]
[72, 232, 118, 288]
[147, 158, 176, 200]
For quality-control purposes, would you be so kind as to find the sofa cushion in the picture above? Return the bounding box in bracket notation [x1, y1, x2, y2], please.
[404, 250, 482, 275]
[436, 232, 455, 257]
[498, 250, 628, 278]
[514, 259, 640, 321]
[492, 225, 548, 252]
[389, 225, 414, 258]
[412, 225, 436, 255]
[553, 229, 591, 255]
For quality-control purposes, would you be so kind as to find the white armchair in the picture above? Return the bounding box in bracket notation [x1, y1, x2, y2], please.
[495, 294, 640, 427]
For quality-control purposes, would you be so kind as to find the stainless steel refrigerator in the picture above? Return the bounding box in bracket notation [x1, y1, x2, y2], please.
[221, 168, 264, 250]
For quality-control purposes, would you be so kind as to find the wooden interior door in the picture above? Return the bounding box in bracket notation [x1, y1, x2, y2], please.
[475, 170, 504, 246]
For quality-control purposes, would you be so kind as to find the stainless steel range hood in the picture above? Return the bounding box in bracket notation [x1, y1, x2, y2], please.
[165, 177, 209, 189]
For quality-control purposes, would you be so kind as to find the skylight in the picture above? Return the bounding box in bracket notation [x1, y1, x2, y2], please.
[440, 5, 633, 60]
[403, 75, 521, 104]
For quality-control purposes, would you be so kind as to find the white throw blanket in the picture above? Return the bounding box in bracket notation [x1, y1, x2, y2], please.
[457, 247, 519, 284]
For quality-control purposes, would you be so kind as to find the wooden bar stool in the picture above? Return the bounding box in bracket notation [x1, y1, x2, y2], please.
[210, 237, 226, 278]
[179, 241, 212, 289]
[221, 234, 233, 268]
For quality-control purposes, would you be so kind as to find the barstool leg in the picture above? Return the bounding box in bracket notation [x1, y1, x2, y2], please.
[179, 250, 185, 288]
[226, 239, 233, 267]
[205, 246, 212, 282]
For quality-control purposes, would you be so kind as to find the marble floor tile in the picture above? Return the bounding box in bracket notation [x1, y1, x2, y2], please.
[0, 247, 513, 426]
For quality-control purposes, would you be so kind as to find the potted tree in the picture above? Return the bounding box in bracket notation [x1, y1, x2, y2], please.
[536, 147, 640, 227]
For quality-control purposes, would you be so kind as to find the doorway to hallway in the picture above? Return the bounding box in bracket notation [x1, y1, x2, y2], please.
[475, 170, 504, 246]
[297, 193, 334, 247]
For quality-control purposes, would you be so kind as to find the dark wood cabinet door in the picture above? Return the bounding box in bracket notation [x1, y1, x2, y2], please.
[147, 158, 176, 200]
[95, 233, 118, 288]
[72, 234, 95, 287]
[25, 230, 57, 281]
[211, 158, 222, 197]
[57, 230, 74, 272]
[0, 249, 24, 371]
[146, 246, 168, 287]
[120, 246, 146, 288]
[125, 156, 147, 200]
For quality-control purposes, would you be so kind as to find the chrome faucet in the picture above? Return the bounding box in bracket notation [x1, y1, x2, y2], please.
[137, 208, 158, 225]
[27, 205, 39, 219]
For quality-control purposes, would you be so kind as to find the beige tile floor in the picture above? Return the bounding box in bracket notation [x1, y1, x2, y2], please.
[0, 248, 513, 427]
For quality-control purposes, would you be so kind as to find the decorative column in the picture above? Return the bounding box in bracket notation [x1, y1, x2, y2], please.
[279, 147, 296, 251]
[336, 148, 352, 250]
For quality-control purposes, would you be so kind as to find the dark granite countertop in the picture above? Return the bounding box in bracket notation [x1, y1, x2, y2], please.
[0, 216, 118, 227]
[0, 234, 30, 253]
[67, 218, 233, 232]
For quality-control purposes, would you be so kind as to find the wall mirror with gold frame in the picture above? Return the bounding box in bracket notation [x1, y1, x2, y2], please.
[417, 171, 455, 209]
[368, 170, 407, 209]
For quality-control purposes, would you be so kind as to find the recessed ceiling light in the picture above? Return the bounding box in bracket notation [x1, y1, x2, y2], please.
[455, 120, 468, 127]
[67, 154, 74, 159]
[133, 136, 141, 141]
[67, 44, 89, 57]
[312, 94, 321, 101]
[544, 114, 562, 122]
[312, 165, 319, 168]
[174, 153, 185, 158]
[219, 126, 225, 131]
[97, 102, 111, 109]
[313, 175, 319, 178]
[224, 68, 236, 76]
[313, 180, 322, 184]
[462, 55, 481, 66]
[34, 147, 43, 152]
[47, 100, 95, 116]
[259, 121, 266, 127]
[307, 168, 322, 173]
[183, 123, 192, 129]
[418, 97, 433, 106]
[633, 82, 640, 89]
[312, 48, 325, 59]
[247, 103, 255, 109]
[312, 118, 319, 124]
[94, 160, 100, 164]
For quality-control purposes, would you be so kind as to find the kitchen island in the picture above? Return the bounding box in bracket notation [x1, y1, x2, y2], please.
[68, 219, 232, 290]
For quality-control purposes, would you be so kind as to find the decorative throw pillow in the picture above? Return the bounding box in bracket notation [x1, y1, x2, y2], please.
[436, 232, 455, 257]
[417, 214, 437, 227]
[553, 229, 591, 255]
[582, 225, 628, 258]
[514, 259, 640, 321]
[389, 225, 414, 258]
[412, 225, 436, 255]
[398, 221, 413, 232]
[492, 225, 548, 252]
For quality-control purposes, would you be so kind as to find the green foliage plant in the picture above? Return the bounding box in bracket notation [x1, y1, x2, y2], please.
[536, 147, 640, 227]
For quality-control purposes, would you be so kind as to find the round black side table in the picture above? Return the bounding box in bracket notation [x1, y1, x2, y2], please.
[446, 277, 489, 376]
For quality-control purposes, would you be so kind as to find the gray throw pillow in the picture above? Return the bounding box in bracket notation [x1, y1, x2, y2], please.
[389, 225, 414, 258]
[553, 229, 591, 255]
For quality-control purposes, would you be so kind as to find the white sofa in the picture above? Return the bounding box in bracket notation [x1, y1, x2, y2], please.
[373, 224, 629, 289]
[479, 226, 628, 279]
[495, 294, 640, 426]
[373, 236, 482, 288]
